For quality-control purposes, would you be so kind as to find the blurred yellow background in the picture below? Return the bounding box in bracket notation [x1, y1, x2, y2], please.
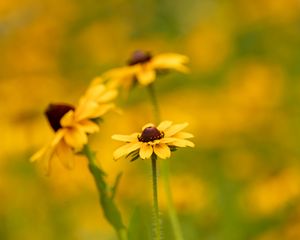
[1, 0, 300, 239]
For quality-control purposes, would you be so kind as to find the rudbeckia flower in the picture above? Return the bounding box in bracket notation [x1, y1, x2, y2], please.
[102, 50, 189, 90]
[112, 121, 194, 161]
[30, 84, 118, 173]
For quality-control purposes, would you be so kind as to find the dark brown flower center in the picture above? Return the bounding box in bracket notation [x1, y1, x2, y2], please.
[45, 103, 75, 132]
[138, 127, 164, 142]
[128, 50, 152, 66]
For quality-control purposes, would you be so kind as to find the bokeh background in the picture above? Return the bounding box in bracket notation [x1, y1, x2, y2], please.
[1, 0, 300, 239]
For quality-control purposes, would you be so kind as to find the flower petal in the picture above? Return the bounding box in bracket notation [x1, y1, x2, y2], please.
[154, 143, 171, 159]
[63, 127, 87, 150]
[169, 139, 195, 148]
[88, 103, 115, 118]
[136, 66, 156, 86]
[112, 133, 139, 142]
[96, 89, 118, 103]
[30, 146, 48, 162]
[60, 110, 75, 127]
[113, 142, 142, 160]
[75, 100, 99, 120]
[151, 53, 189, 73]
[173, 131, 194, 139]
[31, 144, 56, 175]
[157, 121, 173, 131]
[160, 137, 180, 143]
[84, 84, 106, 101]
[164, 122, 189, 137]
[79, 119, 99, 133]
[56, 140, 74, 169]
[139, 143, 153, 159]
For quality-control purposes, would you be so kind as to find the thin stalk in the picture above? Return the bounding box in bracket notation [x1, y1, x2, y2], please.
[83, 145, 128, 240]
[147, 83, 161, 124]
[151, 155, 160, 240]
[147, 84, 184, 240]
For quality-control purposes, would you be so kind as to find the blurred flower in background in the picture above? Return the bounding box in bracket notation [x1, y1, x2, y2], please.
[1, 0, 300, 239]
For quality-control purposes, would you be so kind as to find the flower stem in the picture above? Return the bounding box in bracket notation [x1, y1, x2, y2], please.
[83, 145, 128, 240]
[147, 83, 161, 124]
[151, 155, 161, 240]
[147, 84, 184, 240]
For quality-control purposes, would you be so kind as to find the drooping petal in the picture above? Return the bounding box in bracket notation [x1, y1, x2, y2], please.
[139, 143, 153, 159]
[56, 140, 74, 169]
[96, 89, 118, 103]
[164, 122, 189, 137]
[151, 53, 189, 73]
[51, 129, 65, 147]
[84, 84, 106, 101]
[89, 76, 104, 87]
[88, 103, 115, 118]
[63, 127, 88, 150]
[169, 139, 195, 148]
[136, 66, 156, 86]
[113, 142, 142, 160]
[157, 121, 173, 131]
[172, 131, 194, 139]
[112, 133, 139, 142]
[154, 143, 171, 159]
[60, 110, 75, 127]
[79, 119, 99, 134]
[75, 100, 99, 121]
[30, 146, 48, 162]
[31, 144, 56, 175]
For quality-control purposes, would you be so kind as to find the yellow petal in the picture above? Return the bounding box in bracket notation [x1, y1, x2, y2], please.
[154, 143, 171, 159]
[103, 66, 135, 79]
[151, 53, 189, 73]
[89, 76, 104, 87]
[169, 139, 195, 148]
[113, 142, 142, 160]
[31, 144, 56, 175]
[160, 137, 179, 143]
[164, 122, 189, 137]
[79, 119, 99, 133]
[51, 129, 65, 147]
[96, 89, 118, 103]
[112, 133, 139, 142]
[136, 66, 156, 86]
[30, 146, 48, 162]
[84, 84, 106, 101]
[56, 140, 74, 169]
[75, 100, 99, 120]
[60, 110, 75, 127]
[157, 121, 173, 131]
[173, 131, 194, 139]
[88, 103, 115, 118]
[139, 143, 153, 159]
[63, 127, 87, 149]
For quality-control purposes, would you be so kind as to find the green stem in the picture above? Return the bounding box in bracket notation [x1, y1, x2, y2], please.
[151, 155, 160, 240]
[83, 145, 128, 240]
[147, 83, 161, 124]
[147, 84, 184, 240]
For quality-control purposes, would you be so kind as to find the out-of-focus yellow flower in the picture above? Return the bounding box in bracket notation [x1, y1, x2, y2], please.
[101, 50, 189, 90]
[30, 84, 118, 173]
[112, 121, 194, 161]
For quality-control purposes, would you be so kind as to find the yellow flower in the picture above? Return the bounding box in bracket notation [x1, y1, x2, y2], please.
[30, 84, 118, 173]
[102, 50, 189, 90]
[112, 121, 194, 161]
